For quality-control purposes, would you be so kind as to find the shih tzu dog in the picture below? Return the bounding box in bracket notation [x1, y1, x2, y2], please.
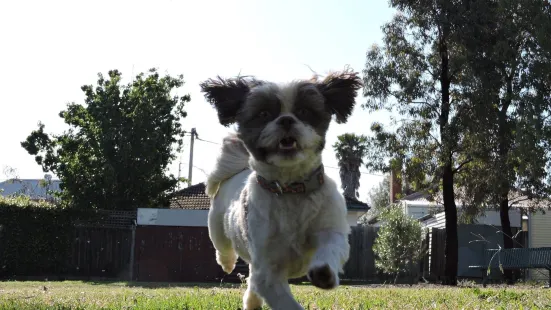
[200, 68, 362, 310]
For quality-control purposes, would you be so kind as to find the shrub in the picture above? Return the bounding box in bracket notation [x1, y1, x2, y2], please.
[373, 204, 425, 283]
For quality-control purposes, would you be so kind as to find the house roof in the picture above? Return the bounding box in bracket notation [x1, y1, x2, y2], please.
[345, 196, 370, 211]
[401, 189, 551, 211]
[366, 215, 379, 225]
[170, 183, 210, 210]
[170, 182, 371, 212]
[0, 178, 61, 199]
[417, 213, 435, 222]
[401, 191, 431, 202]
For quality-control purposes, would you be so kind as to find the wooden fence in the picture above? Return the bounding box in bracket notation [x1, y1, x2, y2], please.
[426, 228, 446, 281]
[133, 226, 223, 282]
[1, 207, 530, 283]
[422, 225, 527, 281]
[66, 226, 134, 280]
[343, 225, 426, 282]
[343, 225, 379, 280]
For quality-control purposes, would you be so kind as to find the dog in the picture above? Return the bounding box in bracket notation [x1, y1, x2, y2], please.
[200, 68, 362, 310]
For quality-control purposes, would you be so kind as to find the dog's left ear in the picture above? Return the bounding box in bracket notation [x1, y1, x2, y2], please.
[316, 69, 363, 124]
[200, 76, 261, 126]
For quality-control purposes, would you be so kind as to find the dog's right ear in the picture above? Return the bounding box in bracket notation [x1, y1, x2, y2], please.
[200, 76, 260, 126]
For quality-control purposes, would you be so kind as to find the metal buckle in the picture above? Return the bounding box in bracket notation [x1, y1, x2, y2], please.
[274, 181, 283, 196]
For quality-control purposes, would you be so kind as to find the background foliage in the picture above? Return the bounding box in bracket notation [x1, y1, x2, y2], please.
[373, 204, 425, 282]
[21, 69, 190, 210]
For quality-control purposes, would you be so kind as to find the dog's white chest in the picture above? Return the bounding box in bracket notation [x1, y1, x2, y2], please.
[244, 186, 322, 276]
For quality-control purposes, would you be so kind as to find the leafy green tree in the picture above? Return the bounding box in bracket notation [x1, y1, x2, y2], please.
[373, 205, 425, 284]
[333, 133, 369, 198]
[454, 0, 551, 282]
[360, 175, 391, 225]
[369, 174, 391, 213]
[362, 0, 471, 285]
[21, 69, 189, 210]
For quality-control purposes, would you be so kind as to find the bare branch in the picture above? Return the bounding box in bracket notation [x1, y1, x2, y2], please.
[508, 197, 532, 208]
[429, 132, 442, 147]
[452, 158, 472, 174]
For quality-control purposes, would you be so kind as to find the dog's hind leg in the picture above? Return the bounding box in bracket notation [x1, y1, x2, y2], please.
[208, 202, 237, 274]
[243, 265, 263, 310]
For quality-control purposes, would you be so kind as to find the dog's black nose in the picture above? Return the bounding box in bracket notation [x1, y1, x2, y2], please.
[277, 116, 296, 130]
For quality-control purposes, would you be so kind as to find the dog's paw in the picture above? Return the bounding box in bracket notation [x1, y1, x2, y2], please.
[216, 251, 237, 274]
[307, 264, 338, 290]
[243, 288, 263, 310]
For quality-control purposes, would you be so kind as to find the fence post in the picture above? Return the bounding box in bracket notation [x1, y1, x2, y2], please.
[129, 221, 136, 281]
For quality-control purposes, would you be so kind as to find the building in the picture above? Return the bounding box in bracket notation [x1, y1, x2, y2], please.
[526, 209, 551, 282]
[138, 183, 210, 227]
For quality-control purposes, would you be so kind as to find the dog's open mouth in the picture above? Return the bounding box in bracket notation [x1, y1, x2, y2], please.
[278, 137, 297, 151]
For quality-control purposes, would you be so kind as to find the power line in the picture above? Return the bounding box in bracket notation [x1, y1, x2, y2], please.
[192, 138, 384, 177]
[196, 138, 221, 145]
[325, 166, 384, 177]
[179, 162, 209, 177]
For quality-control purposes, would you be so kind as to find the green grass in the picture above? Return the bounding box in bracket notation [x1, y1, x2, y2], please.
[0, 281, 550, 309]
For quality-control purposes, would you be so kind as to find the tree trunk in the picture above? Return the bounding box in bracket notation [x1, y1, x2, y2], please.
[442, 163, 458, 286]
[439, 22, 458, 286]
[498, 76, 514, 283]
[499, 197, 515, 283]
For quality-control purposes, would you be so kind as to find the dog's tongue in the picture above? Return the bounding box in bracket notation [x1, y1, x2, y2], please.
[279, 137, 297, 150]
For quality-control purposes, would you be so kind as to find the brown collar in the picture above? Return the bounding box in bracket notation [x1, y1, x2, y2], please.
[256, 165, 325, 195]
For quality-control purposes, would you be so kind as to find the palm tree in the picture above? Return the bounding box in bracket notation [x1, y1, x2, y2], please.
[333, 133, 368, 199]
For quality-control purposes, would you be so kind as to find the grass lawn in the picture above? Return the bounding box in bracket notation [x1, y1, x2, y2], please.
[0, 281, 550, 309]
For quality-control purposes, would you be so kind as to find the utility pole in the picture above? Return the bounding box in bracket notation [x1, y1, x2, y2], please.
[188, 128, 198, 186]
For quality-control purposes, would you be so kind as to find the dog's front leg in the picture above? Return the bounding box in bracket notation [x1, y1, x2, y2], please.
[307, 230, 350, 290]
[247, 264, 303, 310]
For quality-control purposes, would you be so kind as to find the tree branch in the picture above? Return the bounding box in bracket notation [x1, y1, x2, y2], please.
[429, 132, 442, 147]
[508, 197, 532, 208]
[449, 67, 462, 83]
[452, 158, 472, 174]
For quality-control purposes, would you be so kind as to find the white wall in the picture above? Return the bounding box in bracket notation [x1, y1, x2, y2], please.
[476, 210, 521, 227]
[346, 211, 368, 226]
[406, 204, 436, 220]
[137, 208, 208, 227]
[529, 211, 551, 282]
[138, 208, 364, 228]
[422, 210, 522, 229]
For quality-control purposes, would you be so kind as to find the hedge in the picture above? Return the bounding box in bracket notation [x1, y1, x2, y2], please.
[0, 196, 104, 279]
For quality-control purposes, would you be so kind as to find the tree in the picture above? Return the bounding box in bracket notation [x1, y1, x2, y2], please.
[454, 0, 551, 282]
[362, 0, 472, 285]
[369, 174, 391, 212]
[333, 133, 369, 198]
[359, 175, 391, 225]
[21, 69, 189, 210]
[373, 204, 425, 284]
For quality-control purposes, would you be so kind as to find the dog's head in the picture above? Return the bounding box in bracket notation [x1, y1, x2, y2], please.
[200, 69, 362, 168]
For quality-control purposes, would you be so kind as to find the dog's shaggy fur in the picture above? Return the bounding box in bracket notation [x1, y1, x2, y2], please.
[200, 69, 362, 310]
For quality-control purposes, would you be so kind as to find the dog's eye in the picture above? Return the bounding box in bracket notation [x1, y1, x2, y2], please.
[258, 111, 270, 118]
[296, 108, 309, 116]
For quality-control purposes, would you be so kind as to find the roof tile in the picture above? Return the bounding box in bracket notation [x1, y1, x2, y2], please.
[170, 183, 210, 210]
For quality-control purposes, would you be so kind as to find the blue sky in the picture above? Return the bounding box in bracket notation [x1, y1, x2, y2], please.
[0, 0, 395, 202]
